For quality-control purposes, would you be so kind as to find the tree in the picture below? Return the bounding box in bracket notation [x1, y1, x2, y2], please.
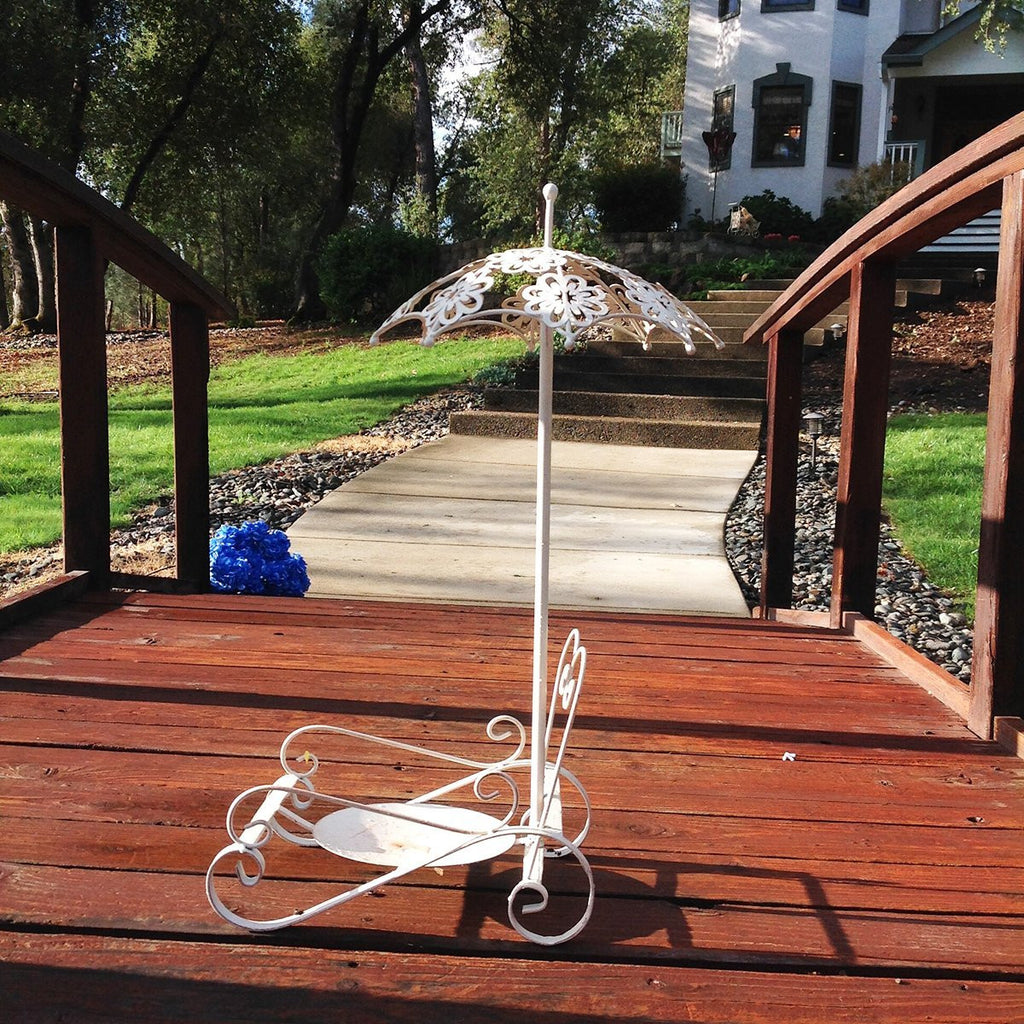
[404, 2, 439, 235]
[0, 0, 308, 329]
[291, 0, 467, 321]
[943, 1, 1023, 51]
[0, 0, 120, 330]
[439, 0, 685, 240]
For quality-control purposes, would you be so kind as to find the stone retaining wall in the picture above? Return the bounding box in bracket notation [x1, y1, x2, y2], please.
[438, 231, 764, 276]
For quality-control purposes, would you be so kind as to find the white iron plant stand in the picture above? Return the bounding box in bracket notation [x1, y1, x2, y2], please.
[206, 628, 593, 945]
[207, 183, 721, 945]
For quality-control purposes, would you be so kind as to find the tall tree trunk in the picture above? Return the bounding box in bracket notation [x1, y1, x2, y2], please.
[27, 217, 57, 333]
[406, 21, 437, 237]
[64, 0, 98, 173]
[293, 0, 453, 320]
[535, 118, 552, 234]
[0, 203, 39, 331]
[0, 253, 10, 330]
[217, 186, 231, 300]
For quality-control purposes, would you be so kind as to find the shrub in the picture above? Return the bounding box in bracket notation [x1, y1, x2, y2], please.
[815, 160, 913, 242]
[317, 225, 437, 324]
[593, 165, 684, 233]
[738, 189, 815, 238]
[679, 249, 813, 298]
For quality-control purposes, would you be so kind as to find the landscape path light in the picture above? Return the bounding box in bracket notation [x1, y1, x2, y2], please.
[803, 410, 824, 471]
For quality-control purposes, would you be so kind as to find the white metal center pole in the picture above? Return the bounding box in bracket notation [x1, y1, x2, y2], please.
[529, 183, 558, 852]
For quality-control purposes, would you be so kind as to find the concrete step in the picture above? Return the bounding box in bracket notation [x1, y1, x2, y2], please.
[695, 326, 764, 346]
[682, 308, 763, 327]
[544, 370, 766, 399]
[450, 409, 762, 450]
[684, 306, 849, 328]
[687, 299, 781, 315]
[700, 323, 841, 347]
[707, 289, 783, 303]
[590, 336, 768, 361]
[896, 277, 944, 296]
[547, 354, 767, 379]
[483, 388, 765, 424]
[739, 278, 796, 290]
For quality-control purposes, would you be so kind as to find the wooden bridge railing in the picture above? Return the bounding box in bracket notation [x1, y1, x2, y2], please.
[0, 131, 234, 591]
[744, 113, 1024, 741]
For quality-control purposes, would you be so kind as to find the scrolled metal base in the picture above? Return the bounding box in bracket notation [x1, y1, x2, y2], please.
[206, 629, 593, 945]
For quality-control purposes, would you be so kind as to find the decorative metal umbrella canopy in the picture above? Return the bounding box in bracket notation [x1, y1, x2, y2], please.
[372, 191, 718, 355]
[371, 183, 723, 854]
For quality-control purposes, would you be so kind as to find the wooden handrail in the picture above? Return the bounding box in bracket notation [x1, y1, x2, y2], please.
[1, 132, 233, 595]
[743, 112, 1024, 346]
[744, 112, 1024, 741]
[0, 130, 233, 319]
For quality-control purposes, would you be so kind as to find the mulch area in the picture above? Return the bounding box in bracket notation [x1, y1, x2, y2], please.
[805, 294, 994, 412]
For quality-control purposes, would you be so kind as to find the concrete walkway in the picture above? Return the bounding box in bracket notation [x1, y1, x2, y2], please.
[287, 434, 757, 617]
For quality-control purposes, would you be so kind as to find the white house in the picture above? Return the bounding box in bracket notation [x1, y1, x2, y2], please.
[677, 1, 1024, 227]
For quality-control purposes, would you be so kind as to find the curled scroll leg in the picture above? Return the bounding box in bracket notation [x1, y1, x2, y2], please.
[507, 827, 595, 946]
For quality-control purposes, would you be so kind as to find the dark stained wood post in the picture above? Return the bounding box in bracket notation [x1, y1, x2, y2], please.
[760, 328, 804, 613]
[830, 259, 896, 628]
[969, 170, 1024, 738]
[55, 224, 110, 582]
[169, 301, 211, 589]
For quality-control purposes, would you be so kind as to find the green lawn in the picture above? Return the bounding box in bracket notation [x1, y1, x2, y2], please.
[883, 412, 986, 621]
[0, 335, 524, 553]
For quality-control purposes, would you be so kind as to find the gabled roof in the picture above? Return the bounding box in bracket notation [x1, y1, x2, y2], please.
[881, 5, 984, 67]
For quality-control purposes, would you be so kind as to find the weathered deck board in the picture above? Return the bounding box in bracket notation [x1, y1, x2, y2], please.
[1, 593, 1021, 1022]
[5, 934, 1022, 1024]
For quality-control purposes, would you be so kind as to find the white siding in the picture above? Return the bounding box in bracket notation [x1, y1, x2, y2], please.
[680, 1, 902, 221]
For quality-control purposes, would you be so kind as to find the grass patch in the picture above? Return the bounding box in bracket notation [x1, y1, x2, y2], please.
[0, 335, 524, 553]
[883, 412, 986, 620]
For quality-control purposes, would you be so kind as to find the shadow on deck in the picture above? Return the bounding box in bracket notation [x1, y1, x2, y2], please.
[1, 590, 1021, 1023]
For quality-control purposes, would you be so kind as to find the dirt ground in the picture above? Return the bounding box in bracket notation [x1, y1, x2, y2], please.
[806, 295, 994, 412]
[0, 322, 367, 398]
[0, 296, 997, 407]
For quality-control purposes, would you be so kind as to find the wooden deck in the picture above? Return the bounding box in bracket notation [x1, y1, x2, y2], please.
[1, 590, 1022, 1022]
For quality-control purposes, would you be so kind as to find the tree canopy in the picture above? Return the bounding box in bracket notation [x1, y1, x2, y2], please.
[0, 0, 686, 323]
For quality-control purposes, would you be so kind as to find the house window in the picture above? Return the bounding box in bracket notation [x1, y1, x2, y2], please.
[828, 82, 861, 166]
[761, 0, 814, 11]
[711, 86, 736, 170]
[752, 64, 812, 166]
[719, 0, 740, 18]
[837, 0, 868, 11]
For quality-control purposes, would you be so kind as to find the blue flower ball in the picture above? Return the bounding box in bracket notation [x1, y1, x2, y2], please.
[209, 521, 310, 597]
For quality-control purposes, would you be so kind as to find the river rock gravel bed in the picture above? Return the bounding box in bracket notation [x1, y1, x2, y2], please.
[725, 399, 974, 684]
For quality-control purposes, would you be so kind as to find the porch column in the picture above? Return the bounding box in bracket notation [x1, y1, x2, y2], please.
[969, 169, 1024, 738]
[760, 328, 803, 613]
[55, 224, 110, 581]
[830, 259, 896, 628]
[169, 301, 211, 589]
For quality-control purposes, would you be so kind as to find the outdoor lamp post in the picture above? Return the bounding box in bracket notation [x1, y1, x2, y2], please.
[803, 411, 824, 471]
